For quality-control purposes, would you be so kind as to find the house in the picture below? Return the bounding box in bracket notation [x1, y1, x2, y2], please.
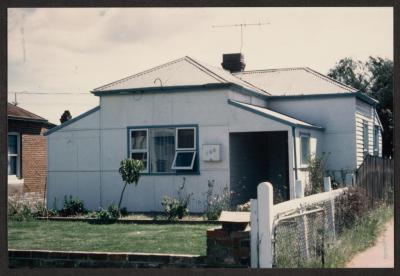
[8, 103, 54, 197]
[44, 54, 382, 212]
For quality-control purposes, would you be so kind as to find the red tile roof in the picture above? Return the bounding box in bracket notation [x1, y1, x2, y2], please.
[8, 103, 47, 122]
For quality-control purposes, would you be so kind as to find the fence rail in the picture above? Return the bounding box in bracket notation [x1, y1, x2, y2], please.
[355, 155, 394, 208]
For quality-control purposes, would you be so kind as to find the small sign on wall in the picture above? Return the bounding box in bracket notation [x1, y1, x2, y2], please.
[202, 144, 221, 162]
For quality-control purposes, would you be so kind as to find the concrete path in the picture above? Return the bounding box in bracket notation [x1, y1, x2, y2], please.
[346, 218, 394, 268]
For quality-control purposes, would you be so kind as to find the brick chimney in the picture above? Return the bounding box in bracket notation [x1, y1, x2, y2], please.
[221, 53, 246, 73]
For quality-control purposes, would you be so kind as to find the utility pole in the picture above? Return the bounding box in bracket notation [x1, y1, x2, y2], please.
[212, 22, 270, 53]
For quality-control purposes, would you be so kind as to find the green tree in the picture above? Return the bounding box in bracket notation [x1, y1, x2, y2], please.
[328, 56, 393, 157]
[117, 159, 144, 216]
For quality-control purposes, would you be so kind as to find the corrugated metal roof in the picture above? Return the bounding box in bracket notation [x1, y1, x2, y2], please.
[7, 103, 47, 122]
[229, 100, 323, 130]
[234, 67, 358, 96]
[92, 56, 268, 95]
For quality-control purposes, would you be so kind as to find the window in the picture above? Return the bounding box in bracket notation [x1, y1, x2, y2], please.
[130, 129, 148, 172]
[363, 121, 369, 157]
[373, 126, 380, 156]
[149, 128, 175, 173]
[176, 127, 196, 150]
[128, 126, 198, 174]
[172, 127, 197, 170]
[300, 134, 310, 166]
[8, 133, 20, 177]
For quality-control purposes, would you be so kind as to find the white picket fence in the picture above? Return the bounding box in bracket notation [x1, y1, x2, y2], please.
[250, 177, 348, 268]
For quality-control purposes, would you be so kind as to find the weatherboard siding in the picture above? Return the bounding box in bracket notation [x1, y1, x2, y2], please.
[355, 99, 382, 167]
[268, 96, 357, 173]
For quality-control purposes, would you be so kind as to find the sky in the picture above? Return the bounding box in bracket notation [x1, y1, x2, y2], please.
[8, 7, 393, 124]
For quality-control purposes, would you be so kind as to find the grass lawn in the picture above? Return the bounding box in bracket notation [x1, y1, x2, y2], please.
[8, 220, 219, 255]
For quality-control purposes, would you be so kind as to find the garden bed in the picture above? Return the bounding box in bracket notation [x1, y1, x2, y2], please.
[36, 216, 219, 224]
[8, 220, 219, 255]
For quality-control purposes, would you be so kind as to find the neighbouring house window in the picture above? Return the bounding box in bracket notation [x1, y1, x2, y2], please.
[129, 126, 198, 174]
[130, 129, 148, 172]
[8, 133, 20, 177]
[373, 125, 380, 156]
[363, 121, 369, 157]
[300, 134, 310, 166]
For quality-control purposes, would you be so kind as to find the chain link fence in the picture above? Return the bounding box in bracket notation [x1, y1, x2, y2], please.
[272, 179, 393, 268]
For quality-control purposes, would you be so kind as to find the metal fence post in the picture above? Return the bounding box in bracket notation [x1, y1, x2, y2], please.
[296, 180, 309, 260]
[257, 182, 274, 268]
[250, 198, 259, 268]
[324, 177, 336, 242]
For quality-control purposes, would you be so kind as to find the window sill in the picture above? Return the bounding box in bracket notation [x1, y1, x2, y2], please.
[8, 177, 24, 193]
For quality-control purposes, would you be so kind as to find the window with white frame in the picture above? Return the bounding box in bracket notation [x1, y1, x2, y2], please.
[300, 134, 310, 166]
[172, 127, 197, 170]
[129, 129, 148, 172]
[129, 126, 197, 173]
[8, 133, 20, 177]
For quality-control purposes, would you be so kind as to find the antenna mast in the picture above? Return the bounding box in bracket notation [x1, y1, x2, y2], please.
[212, 22, 270, 53]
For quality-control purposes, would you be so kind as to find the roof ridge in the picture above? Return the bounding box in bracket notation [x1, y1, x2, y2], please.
[93, 56, 188, 91]
[303, 67, 358, 93]
[236, 67, 307, 74]
[183, 56, 227, 83]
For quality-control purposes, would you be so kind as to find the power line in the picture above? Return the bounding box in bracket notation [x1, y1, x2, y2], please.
[8, 91, 91, 95]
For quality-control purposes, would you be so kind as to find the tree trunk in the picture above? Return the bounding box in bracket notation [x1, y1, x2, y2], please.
[117, 182, 128, 217]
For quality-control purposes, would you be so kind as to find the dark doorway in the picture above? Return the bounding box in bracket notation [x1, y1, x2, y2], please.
[229, 131, 289, 205]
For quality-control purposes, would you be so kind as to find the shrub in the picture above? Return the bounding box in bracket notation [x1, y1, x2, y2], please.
[305, 154, 328, 196]
[203, 180, 232, 221]
[93, 206, 118, 224]
[107, 204, 119, 220]
[335, 187, 369, 233]
[161, 178, 192, 221]
[60, 195, 87, 217]
[8, 198, 34, 221]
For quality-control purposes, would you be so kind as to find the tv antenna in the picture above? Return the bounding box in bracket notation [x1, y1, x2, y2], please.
[212, 22, 270, 53]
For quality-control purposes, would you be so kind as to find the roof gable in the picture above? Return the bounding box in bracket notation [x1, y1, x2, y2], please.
[92, 56, 268, 95]
[234, 67, 358, 96]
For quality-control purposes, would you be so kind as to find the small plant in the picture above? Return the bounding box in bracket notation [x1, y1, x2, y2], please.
[305, 154, 328, 196]
[8, 198, 34, 221]
[161, 178, 192, 220]
[120, 207, 129, 217]
[203, 180, 232, 220]
[107, 204, 119, 220]
[118, 159, 144, 216]
[60, 195, 87, 217]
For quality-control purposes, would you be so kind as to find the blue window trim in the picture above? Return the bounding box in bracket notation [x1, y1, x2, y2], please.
[126, 124, 200, 176]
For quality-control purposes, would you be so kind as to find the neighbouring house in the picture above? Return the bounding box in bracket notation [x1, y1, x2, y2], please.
[8, 103, 55, 197]
[44, 53, 382, 212]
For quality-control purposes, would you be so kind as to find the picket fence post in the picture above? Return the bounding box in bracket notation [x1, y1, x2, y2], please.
[250, 198, 259, 268]
[257, 182, 274, 268]
[324, 176, 336, 242]
[296, 180, 310, 260]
